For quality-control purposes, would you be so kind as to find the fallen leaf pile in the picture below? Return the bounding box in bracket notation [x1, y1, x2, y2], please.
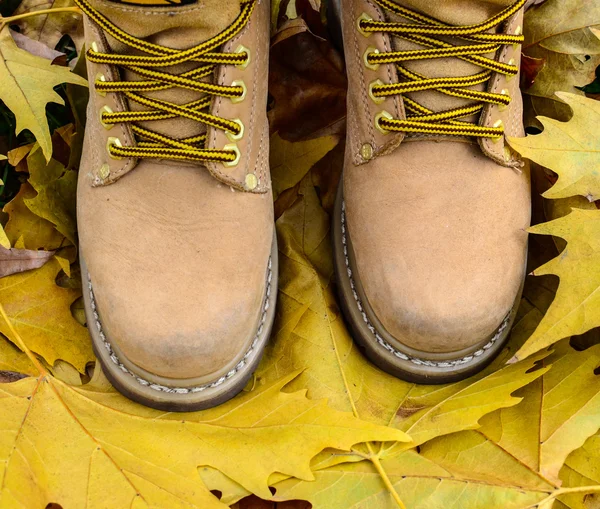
[1, 0, 600, 508]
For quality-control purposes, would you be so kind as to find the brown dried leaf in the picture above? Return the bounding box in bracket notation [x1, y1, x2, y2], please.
[0, 246, 54, 278]
[269, 18, 346, 141]
[11, 0, 84, 54]
[10, 29, 64, 61]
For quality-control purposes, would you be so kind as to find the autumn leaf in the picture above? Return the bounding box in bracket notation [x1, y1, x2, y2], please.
[0, 301, 410, 509]
[483, 340, 600, 481]
[0, 336, 37, 376]
[2, 182, 67, 250]
[10, 29, 64, 61]
[0, 257, 92, 372]
[269, 433, 557, 509]
[23, 144, 77, 243]
[269, 18, 347, 141]
[0, 245, 54, 278]
[522, 0, 600, 120]
[510, 208, 600, 361]
[0, 26, 87, 161]
[270, 133, 339, 199]
[509, 93, 600, 201]
[0, 225, 9, 249]
[559, 433, 600, 509]
[10, 0, 84, 55]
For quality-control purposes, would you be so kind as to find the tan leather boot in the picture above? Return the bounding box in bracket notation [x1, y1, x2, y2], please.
[331, 0, 530, 382]
[76, 0, 276, 410]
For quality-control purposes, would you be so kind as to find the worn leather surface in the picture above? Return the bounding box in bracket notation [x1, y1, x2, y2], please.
[78, 0, 273, 379]
[340, 0, 530, 353]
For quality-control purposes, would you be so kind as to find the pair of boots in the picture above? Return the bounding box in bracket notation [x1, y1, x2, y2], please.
[76, 0, 530, 410]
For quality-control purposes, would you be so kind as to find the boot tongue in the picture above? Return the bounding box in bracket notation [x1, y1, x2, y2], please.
[387, 0, 514, 126]
[88, 0, 242, 141]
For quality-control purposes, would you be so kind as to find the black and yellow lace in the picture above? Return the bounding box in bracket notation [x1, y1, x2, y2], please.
[74, 0, 255, 164]
[361, 0, 525, 138]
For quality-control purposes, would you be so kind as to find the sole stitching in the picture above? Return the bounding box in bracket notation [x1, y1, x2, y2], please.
[88, 257, 272, 394]
[340, 203, 510, 369]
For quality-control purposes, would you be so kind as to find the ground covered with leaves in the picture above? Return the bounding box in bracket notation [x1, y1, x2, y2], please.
[0, 0, 600, 508]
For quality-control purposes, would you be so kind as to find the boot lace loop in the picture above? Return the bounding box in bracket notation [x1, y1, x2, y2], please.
[74, 0, 255, 164]
[361, 0, 525, 138]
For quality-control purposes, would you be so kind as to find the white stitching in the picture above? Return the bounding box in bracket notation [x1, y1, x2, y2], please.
[88, 258, 272, 394]
[340, 203, 510, 369]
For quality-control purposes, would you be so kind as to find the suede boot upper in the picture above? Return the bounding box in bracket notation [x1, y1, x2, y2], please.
[77, 0, 273, 384]
[337, 0, 530, 356]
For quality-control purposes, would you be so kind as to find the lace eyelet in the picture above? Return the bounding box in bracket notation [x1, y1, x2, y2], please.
[357, 12, 373, 37]
[226, 118, 244, 142]
[234, 44, 251, 69]
[230, 80, 247, 103]
[498, 89, 510, 111]
[95, 73, 107, 97]
[223, 143, 241, 168]
[491, 119, 504, 143]
[106, 137, 123, 159]
[375, 110, 393, 135]
[90, 41, 100, 53]
[368, 79, 385, 104]
[506, 58, 517, 81]
[364, 46, 380, 71]
[99, 105, 114, 130]
[98, 163, 110, 180]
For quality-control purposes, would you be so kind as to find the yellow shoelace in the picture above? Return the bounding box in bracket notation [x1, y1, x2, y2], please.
[74, 0, 255, 164]
[361, 0, 525, 138]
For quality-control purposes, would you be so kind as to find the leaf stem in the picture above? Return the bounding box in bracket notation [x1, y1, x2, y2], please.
[0, 301, 48, 376]
[530, 485, 600, 508]
[1, 7, 81, 26]
[367, 443, 407, 509]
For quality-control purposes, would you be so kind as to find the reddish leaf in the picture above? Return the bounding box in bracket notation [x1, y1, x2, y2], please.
[521, 54, 546, 90]
[269, 18, 347, 141]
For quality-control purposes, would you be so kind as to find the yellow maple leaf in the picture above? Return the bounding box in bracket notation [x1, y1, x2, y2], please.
[0, 26, 87, 161]
[509, 93, 600, 201]
[0, 301, 409, 507]
[0, 258, 93, 372]
[511, 208, 600, 362]
[270, 133, 339, 200]
[23, 144, 78, 244]
[483, 339, 600, 482]
[2, 182, 67, 251]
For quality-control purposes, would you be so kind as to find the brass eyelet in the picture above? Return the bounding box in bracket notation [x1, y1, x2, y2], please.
[506, 58, 517, 81]
[106, 137, 123, 159]
[223, 143, 241, 168]
[90, 41, 100, 53]
[375, 110, 393, 135]
[369, 79, 385, 104]
[98, 163, 110, 180]
[226, 119, 244, 142]
[498, 88, 510, 112]
[357, 12, 373, 37]
[95, 73, 107, 97]
[230, 80, 247, 104]
[99, 105, 114, 130]
[491, 119, 504, 143]
[364, 46, 380, 71]
[234, 45, 251, 69]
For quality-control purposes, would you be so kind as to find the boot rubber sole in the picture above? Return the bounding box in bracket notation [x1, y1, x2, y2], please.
[332, 182, 523, 384]
[81, 233, 278, 411]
